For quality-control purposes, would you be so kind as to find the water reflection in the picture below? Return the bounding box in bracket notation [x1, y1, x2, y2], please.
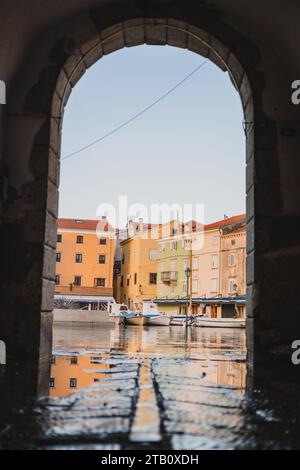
[50, 325, 246, 398]
[6, 325, 300, 449]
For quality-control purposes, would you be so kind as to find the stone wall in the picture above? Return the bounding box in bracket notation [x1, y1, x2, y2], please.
[0, 1, 300, 383]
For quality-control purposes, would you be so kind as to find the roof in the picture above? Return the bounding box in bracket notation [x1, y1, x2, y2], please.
[57, 218, 114, 232]
[204, 214, 246, 231]
[222, 222, 246, 236]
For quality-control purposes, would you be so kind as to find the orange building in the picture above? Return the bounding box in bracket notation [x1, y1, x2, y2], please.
[49, 354, 112, 397]
[55, 217, 115, 308]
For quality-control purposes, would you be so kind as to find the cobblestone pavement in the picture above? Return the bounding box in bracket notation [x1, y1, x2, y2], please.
[1, 326, 300, 450]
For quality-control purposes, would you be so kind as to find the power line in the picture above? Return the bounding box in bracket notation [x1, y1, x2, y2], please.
[62, 60, 208, 161]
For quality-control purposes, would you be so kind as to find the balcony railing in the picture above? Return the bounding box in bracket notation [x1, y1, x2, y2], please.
[161, 271, 178, 283]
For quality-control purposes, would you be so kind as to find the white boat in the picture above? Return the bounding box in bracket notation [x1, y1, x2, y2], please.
[195, 317, 246, 328]
[146, 314, 171, 326]
[136, 301, 171, 327]
[122, 312, 146, 326]
[107, 302, 128, 325]
[170, 315, 194, 326]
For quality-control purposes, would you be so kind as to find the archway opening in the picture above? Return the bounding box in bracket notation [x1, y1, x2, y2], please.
[51, 25, 248, 407]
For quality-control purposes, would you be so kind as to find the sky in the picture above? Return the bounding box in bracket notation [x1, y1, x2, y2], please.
[59, 45, 245, 227]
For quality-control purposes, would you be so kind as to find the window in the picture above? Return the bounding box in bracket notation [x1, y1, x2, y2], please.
[212, 255, 219, 269]
[134, 273, 137, 285]
[56, 252, 61, 262]
[57, 234, 62, 243]
[149, 273, 157, 285]
[171, 260, 177, 272]
[49, 378, 55, 388]
[149, 249, 157, 260]
[192, 257, 199, 270]
[76, 235, 83, 244]
[184, 239, 192, 250]
[100, 237, 107, 245]
[229, 279, 237, 293]
[120, 276, 124, 288]
[99, 254, 106, 264]
[55, 274, 60, 285]
[183, 259, 189, 270]
[211, 278, 218, 293]
[231, 239, 236, 246]
[70, 356, 78, 365]
[94, 277, 105, 287]
[74, 276, 81, 286]
[171, 241, 177, 251]
[75, 253, 83, 263]
[126, 274, 130, 286]
[70, 378, 77, 388]
[192, 279, 198, 294]
[228, 253, 236, 267]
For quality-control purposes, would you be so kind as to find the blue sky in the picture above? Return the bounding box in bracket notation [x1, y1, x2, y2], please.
[59, 45, 245, 226]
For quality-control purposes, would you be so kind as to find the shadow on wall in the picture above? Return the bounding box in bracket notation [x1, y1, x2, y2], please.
[0, 340, 6, 365]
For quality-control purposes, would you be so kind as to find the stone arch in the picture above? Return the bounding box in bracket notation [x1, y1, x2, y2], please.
[2, 2, 288, 383]
[48, 18, 258, 366]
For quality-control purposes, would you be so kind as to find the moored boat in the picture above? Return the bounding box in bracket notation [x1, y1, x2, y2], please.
[145, 314, 171, 326]
[121, 312, 146, 326]
[107, 302, 128, 325]
[170, 315, 194, 326]
[195, 317, 246, 328]
[136, 301, 171, 327]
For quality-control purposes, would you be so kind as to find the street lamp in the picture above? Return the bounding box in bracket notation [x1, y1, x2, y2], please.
[185, 267, 191, 320]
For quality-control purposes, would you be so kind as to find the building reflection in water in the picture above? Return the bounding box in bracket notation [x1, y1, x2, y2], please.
[50, 325, 246, 397]
[49, 354, 113, 397]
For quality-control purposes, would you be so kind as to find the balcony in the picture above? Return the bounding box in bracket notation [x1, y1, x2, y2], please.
[161, 271, 178, 284]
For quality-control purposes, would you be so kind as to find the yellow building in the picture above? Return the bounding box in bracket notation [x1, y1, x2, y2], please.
[55, 217, 115, 308]
[115, 221, 161, 308]
[114, 220, 185, 308]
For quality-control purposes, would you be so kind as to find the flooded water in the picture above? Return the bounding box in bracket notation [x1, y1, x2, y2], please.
[1, 324, 300, 450]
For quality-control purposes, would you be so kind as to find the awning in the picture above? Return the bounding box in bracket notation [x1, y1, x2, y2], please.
[54, 294, 115, 303]
[147, 296, 246, 305]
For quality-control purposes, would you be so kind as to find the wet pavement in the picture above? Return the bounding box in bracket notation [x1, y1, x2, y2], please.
[1, 324, 300, 450]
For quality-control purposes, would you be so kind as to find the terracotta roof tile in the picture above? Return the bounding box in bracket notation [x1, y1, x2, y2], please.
[57, 218, 114, 231]
[204, 214, 246, 231]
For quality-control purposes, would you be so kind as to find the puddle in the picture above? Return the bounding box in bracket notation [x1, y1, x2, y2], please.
[1, 324, 300, 449]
